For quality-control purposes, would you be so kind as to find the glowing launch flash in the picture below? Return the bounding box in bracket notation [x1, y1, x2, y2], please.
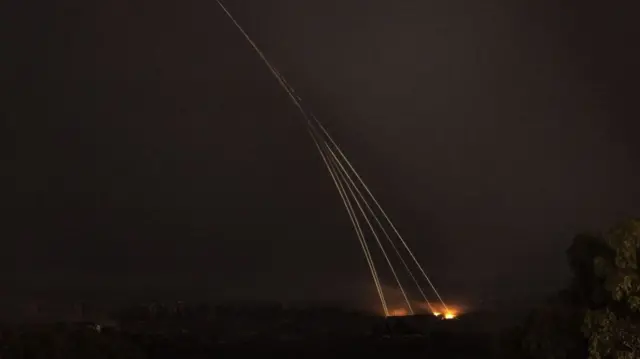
[444, 312, 456, 319]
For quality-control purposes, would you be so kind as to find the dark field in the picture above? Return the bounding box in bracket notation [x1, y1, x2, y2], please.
[0, 308, 507, 358]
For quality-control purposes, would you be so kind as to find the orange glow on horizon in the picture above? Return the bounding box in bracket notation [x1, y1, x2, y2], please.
[444, 312, 456, 319]
[385, 302, 463, 319]
[425, 302, 461, 319]
[432, 310, 456, 319]
[388, 308, 409, 317]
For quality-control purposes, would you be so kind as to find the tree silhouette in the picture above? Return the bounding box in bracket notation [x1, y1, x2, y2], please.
[516, 221, 638, 359]
[581, 218, 640, 359]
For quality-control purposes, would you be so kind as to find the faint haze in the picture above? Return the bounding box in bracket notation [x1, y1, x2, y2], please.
[3, 0, 639, 314]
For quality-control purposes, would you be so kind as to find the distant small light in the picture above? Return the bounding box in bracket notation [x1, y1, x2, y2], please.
[432, 312, 442, 317]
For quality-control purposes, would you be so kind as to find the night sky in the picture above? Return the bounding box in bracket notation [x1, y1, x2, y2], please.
[4, 0, 639, 313]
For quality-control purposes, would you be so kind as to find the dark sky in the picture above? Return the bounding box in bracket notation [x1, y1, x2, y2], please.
[4, 0, 639, 313]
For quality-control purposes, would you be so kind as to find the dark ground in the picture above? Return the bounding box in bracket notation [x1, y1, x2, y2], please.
[0, 311, 504, 358]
